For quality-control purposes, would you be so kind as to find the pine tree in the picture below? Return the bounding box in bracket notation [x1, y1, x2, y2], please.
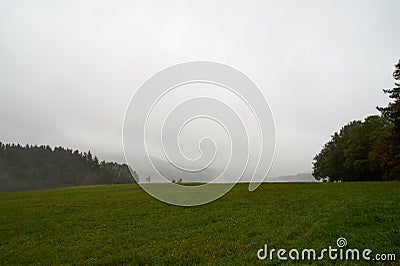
[376, 59, 400, 180]
[377, 59, 400, 137]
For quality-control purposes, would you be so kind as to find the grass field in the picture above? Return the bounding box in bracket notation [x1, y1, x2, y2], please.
[0, 182, 399, 265]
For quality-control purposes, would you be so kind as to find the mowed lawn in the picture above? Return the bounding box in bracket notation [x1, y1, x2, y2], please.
[0, 182, 399, 265]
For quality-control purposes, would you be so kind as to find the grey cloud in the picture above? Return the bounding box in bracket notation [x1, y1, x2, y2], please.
[1, 0, 399, 178]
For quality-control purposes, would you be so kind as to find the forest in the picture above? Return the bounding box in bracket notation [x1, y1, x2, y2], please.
[313, 60, 400, 181]
[0, 143, 134, 192]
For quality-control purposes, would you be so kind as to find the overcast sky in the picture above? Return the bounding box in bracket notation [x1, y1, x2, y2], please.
[1, 0, 399, 178]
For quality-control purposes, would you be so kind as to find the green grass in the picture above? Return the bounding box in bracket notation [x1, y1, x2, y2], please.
[0, 182, 399, 265]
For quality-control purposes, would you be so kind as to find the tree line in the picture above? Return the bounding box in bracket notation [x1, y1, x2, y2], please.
[0, 143, 135, 192]
[313, 60, 400, 181]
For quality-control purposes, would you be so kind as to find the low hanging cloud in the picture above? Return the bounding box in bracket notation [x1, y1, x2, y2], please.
[0, 0, 399, 178]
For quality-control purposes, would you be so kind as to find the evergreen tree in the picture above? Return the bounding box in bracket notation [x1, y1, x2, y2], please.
[376, 59, 400, 179]
[377, 60, 400, 137]
[0, 143, 135, 192]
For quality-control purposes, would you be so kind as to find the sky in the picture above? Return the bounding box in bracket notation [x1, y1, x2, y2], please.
[0, 0, 399, 178]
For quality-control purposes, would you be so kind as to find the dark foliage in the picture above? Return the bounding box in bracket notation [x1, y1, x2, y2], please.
[312, 116, 395, 181]
[377, 59, 400, 136]
[313, 59, 400, 181]
[0, 142, 134, 192]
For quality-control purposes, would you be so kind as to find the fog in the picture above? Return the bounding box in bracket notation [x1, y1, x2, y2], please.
[1, 0, 399, 178]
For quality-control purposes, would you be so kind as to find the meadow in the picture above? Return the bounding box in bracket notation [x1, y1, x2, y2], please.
[0, 182, 399, 265]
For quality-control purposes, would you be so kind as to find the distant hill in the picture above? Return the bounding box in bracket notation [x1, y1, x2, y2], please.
[0, 142, 134, 192]
[131, 156, 317, 184]
[267, 173, 316, 183]
[135, 156, 221, 183]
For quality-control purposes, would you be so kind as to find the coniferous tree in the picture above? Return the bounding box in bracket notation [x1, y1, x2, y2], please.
[376, 59, 400, 179]
[0, 143, 135, 192]
[377, 60, 400, 137]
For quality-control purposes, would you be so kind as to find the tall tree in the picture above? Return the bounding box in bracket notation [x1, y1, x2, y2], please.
[376, 59, 400, 180]
[377, 60, 400, 137]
